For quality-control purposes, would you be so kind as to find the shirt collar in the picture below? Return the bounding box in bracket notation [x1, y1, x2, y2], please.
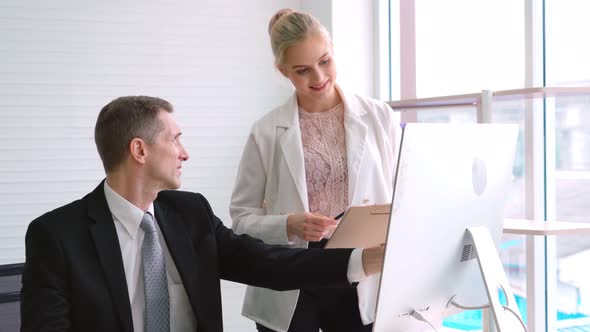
[103, 181, 155, 239]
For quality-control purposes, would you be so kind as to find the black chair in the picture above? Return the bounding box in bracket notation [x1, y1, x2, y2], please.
[0, 263, 23, 332]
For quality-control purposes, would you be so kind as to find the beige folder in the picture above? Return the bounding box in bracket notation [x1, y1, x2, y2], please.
[325, 203, 391, 249]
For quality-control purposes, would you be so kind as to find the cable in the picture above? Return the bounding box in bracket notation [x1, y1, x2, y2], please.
[494, 285, 528, 331]
[447, 295, 491, 310]
[501, 305, 528, 332]
[410, 309, 438, 332]
[498, 284, 511, 306]
[447, 295, 528, 332]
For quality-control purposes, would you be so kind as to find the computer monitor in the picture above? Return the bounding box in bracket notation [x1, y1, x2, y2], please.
[373, 123, 520, 332]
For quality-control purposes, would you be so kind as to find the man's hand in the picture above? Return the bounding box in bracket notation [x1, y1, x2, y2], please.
[287, 212, 338, 242]
[362, 244, 385, 276]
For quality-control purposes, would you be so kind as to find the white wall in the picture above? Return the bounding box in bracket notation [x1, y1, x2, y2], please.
[0, 1, 379, 330]
[301, 0, 332, 35]
[0, 0, 297, 261]
[300, 0, 379, 98]
[332, 0, 378, 98]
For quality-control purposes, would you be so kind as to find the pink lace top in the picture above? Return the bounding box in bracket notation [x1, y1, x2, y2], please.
[298, 103, 349, 219]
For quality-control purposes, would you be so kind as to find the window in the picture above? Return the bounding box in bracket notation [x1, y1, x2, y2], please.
[414, 0, 524, 98]
[388, 0, 590, 330]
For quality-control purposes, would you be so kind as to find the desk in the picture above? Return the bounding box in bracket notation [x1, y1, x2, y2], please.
[504, 218, 590, 235]
[489, 219, 590, 332]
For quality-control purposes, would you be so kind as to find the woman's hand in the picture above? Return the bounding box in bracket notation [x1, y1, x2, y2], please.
[286, 212, 338, 242]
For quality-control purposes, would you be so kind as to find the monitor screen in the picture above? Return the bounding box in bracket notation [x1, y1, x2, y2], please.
[373, 123, 519, 332]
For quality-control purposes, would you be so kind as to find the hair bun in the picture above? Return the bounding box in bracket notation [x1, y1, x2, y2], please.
[268, 8, 295, 35]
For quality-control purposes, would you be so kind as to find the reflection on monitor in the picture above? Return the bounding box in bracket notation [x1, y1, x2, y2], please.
[373, 123, 519, 332]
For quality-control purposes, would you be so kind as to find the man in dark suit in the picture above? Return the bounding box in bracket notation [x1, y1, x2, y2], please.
[21, 96, 384, 332]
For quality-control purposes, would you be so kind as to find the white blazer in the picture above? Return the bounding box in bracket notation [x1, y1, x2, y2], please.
[230, 86, 401, 331]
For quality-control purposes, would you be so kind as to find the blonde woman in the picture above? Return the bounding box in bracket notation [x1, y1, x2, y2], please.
[230, 9, 401, 332]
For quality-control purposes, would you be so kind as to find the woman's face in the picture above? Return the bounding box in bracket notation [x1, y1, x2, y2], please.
[279, 30, 337, 107]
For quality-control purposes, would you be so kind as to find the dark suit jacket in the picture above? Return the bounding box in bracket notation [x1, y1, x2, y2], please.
[21, 181, 353, 332]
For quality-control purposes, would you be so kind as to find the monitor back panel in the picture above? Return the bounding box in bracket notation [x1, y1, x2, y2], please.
[373, 123, 518, 332]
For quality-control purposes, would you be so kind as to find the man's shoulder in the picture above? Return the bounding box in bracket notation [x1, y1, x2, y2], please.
[157, 189, 202, 200]
[155, 191, 217, 232]
[29, 196, 87, 231]
[156, 190, 209, 210]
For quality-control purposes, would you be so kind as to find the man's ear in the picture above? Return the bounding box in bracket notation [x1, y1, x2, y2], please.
[129, 138, 147, 164]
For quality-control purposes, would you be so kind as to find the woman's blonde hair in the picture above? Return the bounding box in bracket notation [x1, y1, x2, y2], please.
[268, 8, 330, 66]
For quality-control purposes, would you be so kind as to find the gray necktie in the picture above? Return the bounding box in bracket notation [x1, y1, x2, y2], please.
[140, 212, 170, 332]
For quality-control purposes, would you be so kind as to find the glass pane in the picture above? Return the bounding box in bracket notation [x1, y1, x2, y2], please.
[414, 0, 524, 98]
[546, 0, 590, 329]
[493, 100, 528, 326]
[546, 0, 590, 86]
[416, 106, 477, 123]
[493, 100, 526, 219]
[553, 95, 590, 330]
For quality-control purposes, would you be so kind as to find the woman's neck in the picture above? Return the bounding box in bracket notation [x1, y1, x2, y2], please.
[297, 88, 342, 113]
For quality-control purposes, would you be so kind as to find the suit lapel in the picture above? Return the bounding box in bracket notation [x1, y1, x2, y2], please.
[279, 125, 309, 212]
[341, 91, 368, 203]
[277, 95, 309, 211]
[87, 182, 134, 332]
[154, 201, 201, 320]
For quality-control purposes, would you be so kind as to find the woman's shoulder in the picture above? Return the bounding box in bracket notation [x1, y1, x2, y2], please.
[343, 91, 401, 133]
[345, 92, 395, 119]
[349, 93, 391, 111]
[251, 95, 296, 131]
[254, 105, 282, 127]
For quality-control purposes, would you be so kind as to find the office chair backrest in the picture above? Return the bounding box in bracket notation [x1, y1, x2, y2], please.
[0, 263, 24, 332]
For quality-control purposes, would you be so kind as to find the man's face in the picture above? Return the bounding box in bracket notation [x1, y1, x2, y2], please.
[144, 111, 189, 190]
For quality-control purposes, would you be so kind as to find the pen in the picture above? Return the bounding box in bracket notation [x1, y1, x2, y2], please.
[333, 210, 346, 220]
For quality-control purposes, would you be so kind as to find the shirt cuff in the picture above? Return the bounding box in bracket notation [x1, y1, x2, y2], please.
[284, 215, 298, 245]
[257, 214, 293, 245]
[347, 248, 368, 283]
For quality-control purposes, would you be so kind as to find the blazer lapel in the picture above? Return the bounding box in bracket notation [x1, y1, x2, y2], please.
[341, 90, 368, 203]
[277, 95, 309, 212]
[154, 202, 201, 320]
[87, 181, 134, 332]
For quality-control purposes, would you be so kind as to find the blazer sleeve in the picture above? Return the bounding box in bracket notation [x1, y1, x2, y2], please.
[229, 129, 292, 245]
[21, 218, 71, 331]
[203, 194, 352, 290]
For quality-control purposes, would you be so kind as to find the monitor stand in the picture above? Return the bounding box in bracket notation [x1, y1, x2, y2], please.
[467, 226, 526, 332]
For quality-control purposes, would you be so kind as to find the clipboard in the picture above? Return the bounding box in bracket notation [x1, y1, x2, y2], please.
[325, 203, 391, 249]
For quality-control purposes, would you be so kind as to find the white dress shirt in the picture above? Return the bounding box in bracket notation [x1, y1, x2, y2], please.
[104, 183, 196, 332]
